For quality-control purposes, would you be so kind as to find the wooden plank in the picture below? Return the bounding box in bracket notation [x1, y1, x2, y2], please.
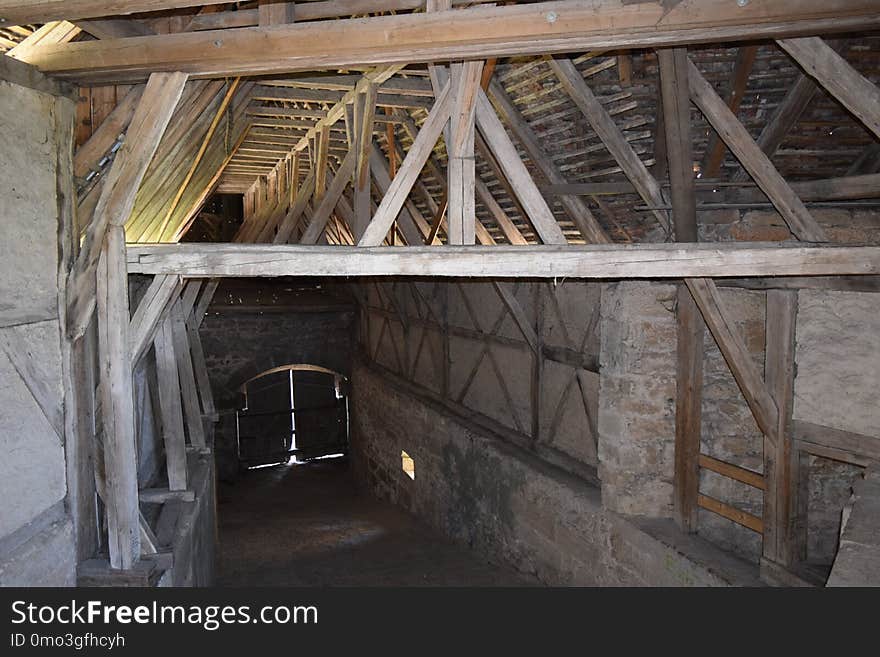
[300, 149, 356, 244]
[778, 37, 880, 140]
[474, 90, 567, 244]
[359, 80, 452, 246]
[686, 277, 779, 442]
[698, 454, 765, 491]
[698, 494, 764, 533]
[447, 61, 482, 245]
[687, 59, 826, 243]
[127, 242, 880, 278]
[272, 167, 316, 243]
[315, 124, 330, 203]
[139, 487, 194, 503]
[96, 225, 140, 569]
[487, 79, 608, 244]
[0, 51, 74, 97]
[128, 273, 181, 366]
[764, 289, 797, 566]
[26, 1, 880, 81]
[67, 72, 188, 340]
[550, 56, 670, 235]
[153, 315, 188, 491]
[674, 285, 704, 532]
[657, 47, 696, 241]
[168, 301, 205, 448]
[258, 0, 295, 25]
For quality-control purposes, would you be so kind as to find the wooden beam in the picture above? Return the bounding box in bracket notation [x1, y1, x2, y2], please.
[169, 300, 205, 448]
[25, 1, 880, 82]
[702, 46, 758, 178]
[359, 81, 452, 246]
[368, 144, 430, 246]
[96, 225, 140, 569]
[550, 56, 670, 235]
[687, 59, 827, 243]
[153, 315, 188, 491]
[258, 0, 295, 25]
[778, 37, 880, 140]
[300, 149, 357, 244]
[67, 72, 188, 339]
[731, 75, 818, 183]
[658, 47, 696, 241]
[0, 1, 229, 23]
[126, 243, 880, 278]
[674, 285, 704, 533]
[474, 90, 567, 245]
[447, 61, 482, 245]
[763, 289, 797, 567]
[128, 274, 181, 366]
[74, 85, 145, 180]
[685, 278, 779, 442]
[487, 79, 608, 244]
[154, 77, 241, 242]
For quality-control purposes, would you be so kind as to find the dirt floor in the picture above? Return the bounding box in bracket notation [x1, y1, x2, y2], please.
[216, 457, 528, 586]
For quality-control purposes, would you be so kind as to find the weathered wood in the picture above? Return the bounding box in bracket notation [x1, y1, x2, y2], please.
[185, 315, 215, 420]
[168, 301, 205, 448]
[702, 45, 758, 178]
[698, 454, 765, 491]
[359, 81, 452, 246]
[127, 242, 880, 278]
[778, 37, 880, 140]
[26, 1, 880, 81]
[153, 315, 188, 491]
[300, 149, 357, 245]
[674, 285, 704, 532]
[74, 85, 145, 179]
[68, 72, 188, 339]
[687, 59, 826, 243]
[698, 494, 764, 533]
[474, 90, 567, 244]
[128, 274, 181, 366]
[658, 48, 696, 241]
[447, 61, 482, 245]
[764, 289, 797, 567]
[718, 275, 880, 293]
[686, 277, 779, 442]
[492, 282, 537, 354]
[794, 420, 880, 464]
[0, 50, 74, 97]
[96, 225, 140, 569]
[550, 56, 670, 235]
[368, 144, 429, 246]
[486, 79, 608, 244]
[731, 74, 818, 183]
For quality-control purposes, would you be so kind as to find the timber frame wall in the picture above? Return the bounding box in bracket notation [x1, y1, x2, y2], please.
[4, 0, 880, 583]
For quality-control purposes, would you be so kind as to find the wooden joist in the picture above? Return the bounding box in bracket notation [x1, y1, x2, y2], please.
[153, 315, 188, 491]
[126, 242, 880, 278]
[447, 61, 483, 245]
[24, 1, 880, 81]
[128, 274, 181, 366]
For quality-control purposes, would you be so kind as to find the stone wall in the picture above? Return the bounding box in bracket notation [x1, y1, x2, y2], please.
[351, 361, 760, 586]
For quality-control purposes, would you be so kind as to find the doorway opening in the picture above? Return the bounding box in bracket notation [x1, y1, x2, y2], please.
[235, 364, 349, 470]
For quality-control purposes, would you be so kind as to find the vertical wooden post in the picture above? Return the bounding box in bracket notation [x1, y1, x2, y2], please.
[531, 283, 543, 442]
[447, 61, 482, 245]
[764, 289, 798, 566]
[153, 315, 188, 491]
[96, 225, 140, 569]
[674, 286, 704, 532]
[315, 123, 330, 203]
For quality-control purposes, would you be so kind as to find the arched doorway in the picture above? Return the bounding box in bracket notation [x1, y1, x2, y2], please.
[235, 364, 349, 469]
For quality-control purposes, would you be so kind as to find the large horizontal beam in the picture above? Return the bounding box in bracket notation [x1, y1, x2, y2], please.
[125, 243, 880, 279]
[25, 0, 880, 82]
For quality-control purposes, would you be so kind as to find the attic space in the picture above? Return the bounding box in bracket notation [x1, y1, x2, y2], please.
[1, 1, 879, 589]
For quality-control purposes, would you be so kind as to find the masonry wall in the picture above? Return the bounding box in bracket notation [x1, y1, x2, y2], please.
[199, 303, 354, 477]
[0, 77, 78, 585]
